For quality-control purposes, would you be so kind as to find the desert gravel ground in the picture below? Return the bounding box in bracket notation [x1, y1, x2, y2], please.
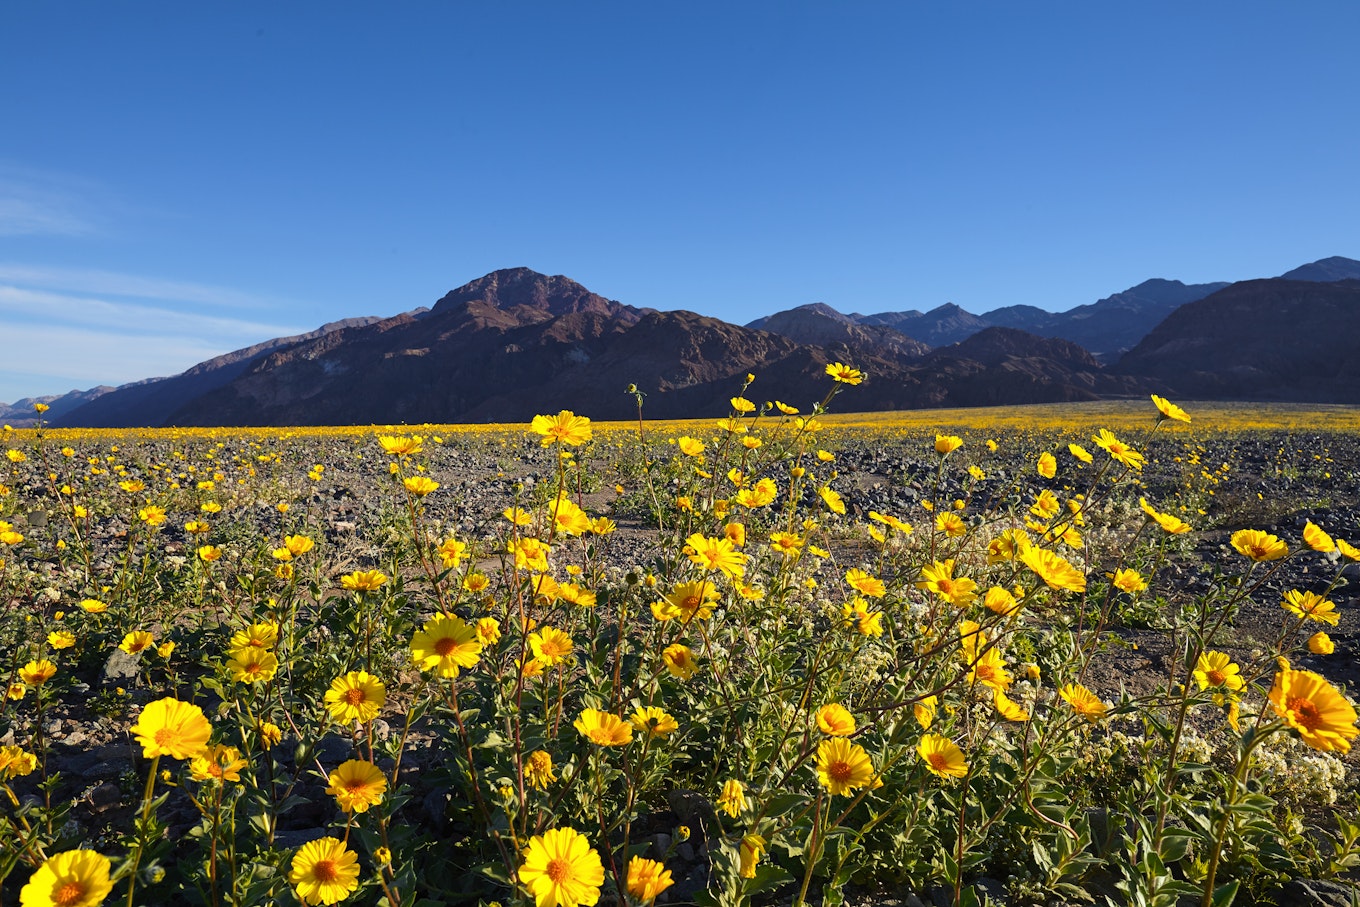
[3, 424, 1358, 906]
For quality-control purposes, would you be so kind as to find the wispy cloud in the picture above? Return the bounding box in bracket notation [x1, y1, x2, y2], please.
[0, 163, 327, 403]
[0, 324, 246, 391]
[0, 264, 299, 310]
[0, 196, 94, 237]
[0, 286, 306, 339]
[0, 260, 316, 403]
[0, 163, 105, 237]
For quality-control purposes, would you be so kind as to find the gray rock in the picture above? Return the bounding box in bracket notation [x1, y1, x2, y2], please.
[1275, 879, 1359, 907]
[94, 742, 131, 762]
[87, 759, 128, 781]
[422, 788, 451, 828]
[314, 734, 356, 765]
[272, 827, 331, 850]
[276, 797, 328, 830]
[666, 788, 721, 840]
[89, 782, 123, 812]
[663, 864, 710, 905]
[102, 649, 141, 684]
[973, 877, 1009, 905]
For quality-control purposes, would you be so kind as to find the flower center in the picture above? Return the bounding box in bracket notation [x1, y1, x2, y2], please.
[1207, 669, 1227, 686]
[1288, 696, 1321, 729]
[54, 882, 86, 907]
[682, 595, 701, 611]
[545, 857, 571, 883]
[344, 688, 366, 706]
[434, 637, 458, 656]
[828, 760, 852, 783]
[154, 728, 179, 746]
[312, 858, 337, 883]
[928, 752, 949, 771]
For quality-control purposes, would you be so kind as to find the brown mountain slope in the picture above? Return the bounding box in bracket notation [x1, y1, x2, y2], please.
[57, 268, 1164, 427]
[168, 298, 643, 425]
[52, 316, 390, 428]
[1114, 278, 1360, 401]
[909, 328, 1163, 407]
[430, 266, 640, 318]
[745, 304, 931, 359]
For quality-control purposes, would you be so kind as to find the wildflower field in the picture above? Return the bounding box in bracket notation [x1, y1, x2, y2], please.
[2, 376, 1358, 907]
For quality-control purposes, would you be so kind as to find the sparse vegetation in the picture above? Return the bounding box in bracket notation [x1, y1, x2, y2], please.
[1, 388, 1357, 906]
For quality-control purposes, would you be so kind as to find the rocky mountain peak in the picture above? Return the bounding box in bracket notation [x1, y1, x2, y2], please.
[431, 267, 630, 318]
[1125, 278, 1189, 294]
[746, 302, 930, 360]
[797, 302, 856, 323]
[926, 302, 969, 317]
[1279, 256, 1360, 283]
[746, 302, 855, 331]
[944, 326, 1100, 369]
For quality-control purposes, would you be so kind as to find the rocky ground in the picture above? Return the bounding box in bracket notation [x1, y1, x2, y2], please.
[3, 426, 1359, 906]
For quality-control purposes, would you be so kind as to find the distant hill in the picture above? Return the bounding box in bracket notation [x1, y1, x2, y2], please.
[745, 304, 931, 359]
[749, 257, 1358, 361]
[850, 278, 1230, 359]
[51, 269, 1163, 427]
[989, 277, 1231, 360]
[52, 316, 391, 428]
[859, 303, 992, 348]
[0, 387, 116, 426]
[904, 327, 1163, 407]
[1279, 256, 1360, 283]
[1114, 278, 1360, 402]
[34, 256, 1360, 427]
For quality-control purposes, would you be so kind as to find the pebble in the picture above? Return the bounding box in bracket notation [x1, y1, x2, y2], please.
[272, 827, 332, 850]
[102, 650, 141, 685]
[88, 782, 123, 812]
[1274, 879, 1360, 907]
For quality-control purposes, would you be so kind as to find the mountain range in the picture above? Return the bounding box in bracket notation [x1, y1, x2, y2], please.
[4, 256, 1359, 427]
[753, 277, 1234, 359]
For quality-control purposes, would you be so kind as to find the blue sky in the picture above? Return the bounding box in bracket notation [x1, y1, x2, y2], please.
[2, 2, 1358, 403]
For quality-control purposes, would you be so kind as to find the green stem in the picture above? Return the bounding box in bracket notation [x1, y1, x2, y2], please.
[125, 753, 162, 907]
[794, 790, 825, 907]
[1199, 723, 1283, 907]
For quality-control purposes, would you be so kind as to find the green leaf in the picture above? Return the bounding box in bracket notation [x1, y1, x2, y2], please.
[762, 792, 808, 818]
[1159, 831, 1193, 864]
[1209, 879, 1239, 907]
[691, 889, 723, 907]
[744, 863, 795, 896]
[1157, 880, 1201, 898]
